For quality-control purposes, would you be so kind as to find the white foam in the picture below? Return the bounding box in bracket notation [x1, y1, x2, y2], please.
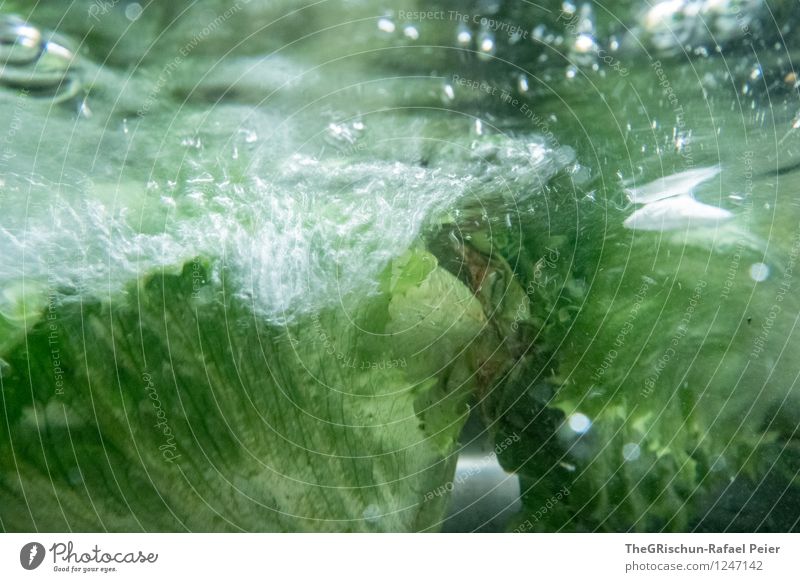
[0, 121, 568, 325]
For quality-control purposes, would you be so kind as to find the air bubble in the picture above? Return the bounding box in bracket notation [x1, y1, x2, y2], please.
[456, 25, 472, 47]
[568, 412, 591, 434]
[125, 3, 143, 21]
[325, 120, 365, 149]
[362, 504, 381, 524]
[574, 33, 596, 53]
[67, 467, 84, 485]
[377, 17, 396, 34]
[749, 262, 769, 282]
[478, 32, 495, 61]
[181, 136, 202, 149]
[239, 128, 258, 144]
[442, 83, 455, 102]
[622, 443, 641, 462]
[403, 24, 419, 40]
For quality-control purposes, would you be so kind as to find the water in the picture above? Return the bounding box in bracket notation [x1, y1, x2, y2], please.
[0, 0, 799, 533]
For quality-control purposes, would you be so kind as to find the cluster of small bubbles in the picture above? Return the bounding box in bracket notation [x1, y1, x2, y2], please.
[568, 4, 598, 64]
[325, 120, 366, 149]
[532, 23, 563, 48]
[749, 262, 770, 282]
[180, 135, 203, 149]
[622, 442, 641, 462]
[377, 15, 422, 42]
[673, 128, 691, 152]
[568, 412, 592, 434]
